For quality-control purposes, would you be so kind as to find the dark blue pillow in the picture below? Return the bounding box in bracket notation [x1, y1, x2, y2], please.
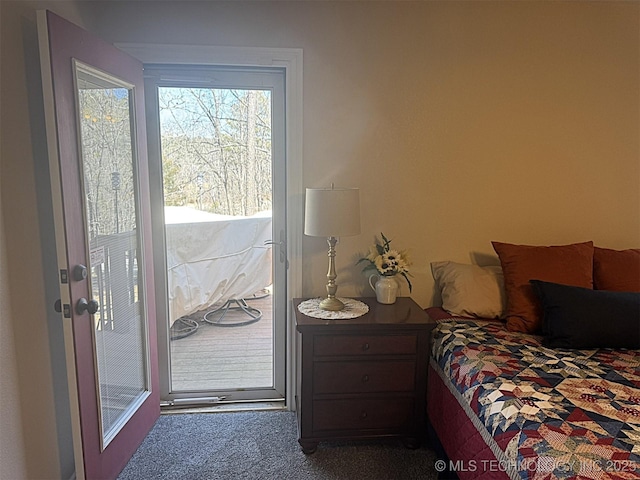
[530, 280, 640, 349]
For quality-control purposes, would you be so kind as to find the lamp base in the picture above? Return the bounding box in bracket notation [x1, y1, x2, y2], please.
[319, 296, 345, 311]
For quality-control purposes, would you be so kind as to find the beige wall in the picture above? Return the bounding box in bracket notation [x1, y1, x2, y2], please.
[0, 215, 28, 479]
[1, 1, 638, 477]
[0, 8, 28, 468]
[1, 3, 83, 478]
[78, 0, 639, 303]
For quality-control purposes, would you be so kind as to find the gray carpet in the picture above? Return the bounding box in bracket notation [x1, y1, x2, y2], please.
[117, 410, 439, 480]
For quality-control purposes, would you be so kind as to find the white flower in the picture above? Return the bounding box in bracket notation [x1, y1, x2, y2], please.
[385, 249, 400, 265]
[357, 233, 413, 291]
[375, 255, 395, 275]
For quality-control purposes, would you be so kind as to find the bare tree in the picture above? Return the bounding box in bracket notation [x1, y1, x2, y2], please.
[78, 87, 136, 239]
[158, 87, 272, 217]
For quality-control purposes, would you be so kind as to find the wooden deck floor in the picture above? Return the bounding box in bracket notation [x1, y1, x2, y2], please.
[169, 293, 273, 392]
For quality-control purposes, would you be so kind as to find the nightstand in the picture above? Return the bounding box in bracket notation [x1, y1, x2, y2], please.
[293, 297, 436, 454]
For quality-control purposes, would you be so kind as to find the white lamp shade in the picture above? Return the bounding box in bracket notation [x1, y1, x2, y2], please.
[304, 187, 360, 237]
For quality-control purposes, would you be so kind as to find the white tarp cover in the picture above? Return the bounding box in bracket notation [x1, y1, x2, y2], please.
[165, 206, 272, 325]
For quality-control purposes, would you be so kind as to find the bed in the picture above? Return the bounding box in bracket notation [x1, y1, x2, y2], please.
[426, 242, 640, 479]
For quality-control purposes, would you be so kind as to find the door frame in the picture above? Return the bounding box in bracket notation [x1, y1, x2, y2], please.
[145, 65, 286, 401]
[118, 44, 303, 408]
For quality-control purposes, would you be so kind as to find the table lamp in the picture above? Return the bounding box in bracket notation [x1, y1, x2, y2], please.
[304, 185, 361, 311]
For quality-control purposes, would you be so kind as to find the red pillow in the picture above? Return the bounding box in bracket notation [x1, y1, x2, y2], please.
[593, 247, 640, 292]
[492, 241, 594, 333]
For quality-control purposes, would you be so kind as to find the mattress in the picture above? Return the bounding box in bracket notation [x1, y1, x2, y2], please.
[428, 318, 640, 479]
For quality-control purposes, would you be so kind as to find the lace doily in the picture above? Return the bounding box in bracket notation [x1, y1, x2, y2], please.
[297, 297, 369, 320]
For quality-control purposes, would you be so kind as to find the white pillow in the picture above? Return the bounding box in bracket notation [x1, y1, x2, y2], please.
[431, 261, 506, 319]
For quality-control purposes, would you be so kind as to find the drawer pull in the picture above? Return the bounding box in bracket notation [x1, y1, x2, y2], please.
[361, 374, 369, 383]
[362, 342, 370, 351]
[360, 411, 368, 419]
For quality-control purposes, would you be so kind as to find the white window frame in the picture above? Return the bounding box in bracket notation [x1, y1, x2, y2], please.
[117, 44, 303, 409]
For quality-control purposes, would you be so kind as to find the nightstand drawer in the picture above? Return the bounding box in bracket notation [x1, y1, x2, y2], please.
[313, 334, 416, 356]
[313, 398, 414, 432]
[313, 360, 415, 394]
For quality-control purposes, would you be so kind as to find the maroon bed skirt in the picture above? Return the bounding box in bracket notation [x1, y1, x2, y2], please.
[427, 363, 510, 480]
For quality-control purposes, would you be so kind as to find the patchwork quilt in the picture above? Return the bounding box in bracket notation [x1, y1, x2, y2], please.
[431, 320, 640, 479]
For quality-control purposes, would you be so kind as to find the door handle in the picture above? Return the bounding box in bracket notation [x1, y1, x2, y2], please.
[76, 298, 99, 315]
[264, 239, 285, 264]
[264, 229, 287, 266]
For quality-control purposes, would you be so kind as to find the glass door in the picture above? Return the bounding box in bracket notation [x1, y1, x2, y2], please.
[75, 62, 151, 445]
[38, 10, 159, 478]
[145, 66, 286, 404]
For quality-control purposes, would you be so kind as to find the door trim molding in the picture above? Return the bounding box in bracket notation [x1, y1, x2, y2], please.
[117, 44, 303, 409]
[37, 11, 85, 477]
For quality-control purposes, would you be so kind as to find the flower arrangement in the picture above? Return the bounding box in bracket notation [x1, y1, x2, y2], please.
[357, 232, 412, 292]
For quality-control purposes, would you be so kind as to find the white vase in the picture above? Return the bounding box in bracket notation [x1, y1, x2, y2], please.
[369, 274, 399, 304]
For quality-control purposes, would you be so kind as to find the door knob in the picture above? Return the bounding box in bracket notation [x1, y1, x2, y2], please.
[76, 298, 99, 315]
